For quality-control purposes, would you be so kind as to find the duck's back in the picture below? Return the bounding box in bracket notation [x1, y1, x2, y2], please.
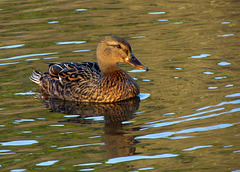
[30, 62, 139, 102]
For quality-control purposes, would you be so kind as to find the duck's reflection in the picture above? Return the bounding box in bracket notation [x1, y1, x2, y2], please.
[44, 96, 140, 158]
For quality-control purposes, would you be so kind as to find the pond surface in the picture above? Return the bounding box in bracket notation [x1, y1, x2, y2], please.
[0, 0, 240, 171]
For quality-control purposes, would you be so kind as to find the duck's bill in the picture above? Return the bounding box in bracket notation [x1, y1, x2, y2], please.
[124, 53, 149, 71]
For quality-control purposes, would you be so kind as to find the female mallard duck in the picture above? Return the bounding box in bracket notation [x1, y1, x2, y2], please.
[30, 36, 148, 102]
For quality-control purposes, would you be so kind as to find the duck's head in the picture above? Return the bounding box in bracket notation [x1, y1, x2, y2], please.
[97, 36, 148, 75]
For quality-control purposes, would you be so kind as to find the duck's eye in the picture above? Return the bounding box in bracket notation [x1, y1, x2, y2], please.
[114, 44, 121, 49]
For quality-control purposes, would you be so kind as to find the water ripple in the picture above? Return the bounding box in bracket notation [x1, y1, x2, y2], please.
[48, 21, 59, 24]
[176, 123, 234, 134]
[217, 34, 234, 37]
[56, 41, 86, 45]
[106, 153, 179, 164]
[188, 54, 211, 59]
[13, 119, 35, 124]
[72, 49, 91, 53]
[148, 12, 166, 15]
[10, 169, 26, 172]
[137, 123, 236, 139]
[218, 62, 231, 66]
[182, 145, 212, 151]
[221, 22, 230, 24]
[84, 116, 104, 121]
[0, 44, 25, 49]
[139, 93, 151, 100]
[57, 143, 104, 149]
[131, 36, 146, 39]
[76, 9, 87, 12]
[73, 162, 102, 167]
[143, 107, 225, 129]
[14, 91, 37, 96]
[178, 107, 224, 119]
[36, 160, 59, 166]
[128, 69, 146, 72]
[196, 99, 240, 111]
[79, 168, 94, 171]
[1, 140, 38, 146]
[0, 52, 58, 61]
[0, 62, 20, 66]
[158, 19, 168, 22]
[226, 93, 240, 97]
[138, 167, 154, 171]
[25, 58, 40, 61]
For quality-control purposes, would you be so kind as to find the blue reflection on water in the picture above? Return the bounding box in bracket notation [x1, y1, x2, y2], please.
[139, 93, 150, 100]
[225, 93, 240, 98]
[43, 56, 59, 60]
[13, 119, 35, 124]
[0, 44, 25, 49]
[0, 52, 58, 61]
[76, 9, 87, 12]
[232, 170, 240, 172]
[203, 72, 214, 75]
[73, 162, 102, 166]
[221, 22, 230, 24]
[84, 116, 104, 121]
[182, 145, 212, 151]
[233, 150, 240, 153]
[1, 140, 38, 146]
[137, 123, 235, 139]
[0, 62, 20, 66]
[57, 143, 104, 149]
[0, 152, 16, 155]
[72, 49, 91, 53]
[188, 54, 211, 59]
[217, 34, 234, 37]
[48, 21, 59, 24]
[79, 169, 94, 171]
[36, 160, 59, 166]
[64, 115, 80, 118]
[25, 58, 40, 61]
[106, 153, 179, 164]
[49, 124, 65, 127]
[138, 167, 154, 171]
[128, 69, 146, 72]
[0, 149, 11, 152]
[168, 136, 193, 140]
[148, 12, 165, 15]
[10, 169, 26, 172]
[177, 124, 234, 134]
[218, 62, 231, 66]
[55, 41, 86, 45]
[197, 99, 240, 111]
[131, 36, 146, 39]
[225, 84, 234, 88]
[215, 76, 227, 80]
[14, 91, 37, 96]
[169, 22, 183, 24]
[158, 19, 168, 21]
[208, 87, 218, 89]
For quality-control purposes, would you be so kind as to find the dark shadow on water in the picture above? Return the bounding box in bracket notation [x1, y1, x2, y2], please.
[43, 95, 141, 158]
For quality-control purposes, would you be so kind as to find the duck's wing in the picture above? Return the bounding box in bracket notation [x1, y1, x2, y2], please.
[48, 62, 101, 83]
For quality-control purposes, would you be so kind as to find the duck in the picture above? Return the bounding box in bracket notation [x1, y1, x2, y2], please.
[30, 36, 148, 103]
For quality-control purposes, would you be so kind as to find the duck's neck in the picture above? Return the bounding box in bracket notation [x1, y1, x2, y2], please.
[98, 61, 120, 76]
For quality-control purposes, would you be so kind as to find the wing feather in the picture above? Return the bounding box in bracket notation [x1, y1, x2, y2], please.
[48, 62, 101, 83]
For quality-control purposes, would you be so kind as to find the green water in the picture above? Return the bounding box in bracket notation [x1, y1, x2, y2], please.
[0, 0, 240, 171]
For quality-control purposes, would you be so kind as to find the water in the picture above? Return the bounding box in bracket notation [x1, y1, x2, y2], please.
[0, 0, 240, 171]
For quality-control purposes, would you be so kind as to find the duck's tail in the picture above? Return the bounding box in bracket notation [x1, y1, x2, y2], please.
[29, 70, 42, 85]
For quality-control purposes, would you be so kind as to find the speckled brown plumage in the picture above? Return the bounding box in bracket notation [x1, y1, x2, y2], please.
[30, 36, 148, 102]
